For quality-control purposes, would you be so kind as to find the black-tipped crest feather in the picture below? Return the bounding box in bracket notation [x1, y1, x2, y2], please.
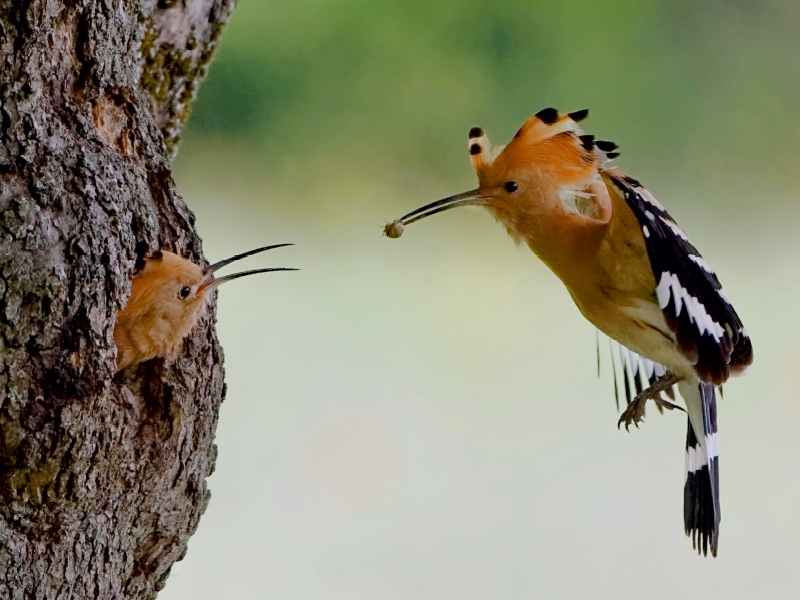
[568, 108, 589, 122]
[535, 107, 559, 124]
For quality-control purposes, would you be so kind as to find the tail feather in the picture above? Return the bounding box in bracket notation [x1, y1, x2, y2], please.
[681, 381, 720, 556]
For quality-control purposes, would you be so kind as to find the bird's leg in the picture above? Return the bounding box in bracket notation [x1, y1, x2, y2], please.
[617, 372, 683, 431]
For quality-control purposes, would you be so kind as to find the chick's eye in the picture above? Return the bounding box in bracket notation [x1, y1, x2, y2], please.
[179, 286, 191, 299]
[504, 181, 518, 193]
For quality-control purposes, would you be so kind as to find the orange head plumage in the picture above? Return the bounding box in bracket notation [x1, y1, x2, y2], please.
[114, 244, 296, 372]
[383, 108, 620, 270]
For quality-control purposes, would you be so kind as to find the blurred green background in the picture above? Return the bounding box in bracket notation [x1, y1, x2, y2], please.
[162, 1, 800, 598]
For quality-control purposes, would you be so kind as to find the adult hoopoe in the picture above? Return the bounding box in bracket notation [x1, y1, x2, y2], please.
[383, 108, 753, 556]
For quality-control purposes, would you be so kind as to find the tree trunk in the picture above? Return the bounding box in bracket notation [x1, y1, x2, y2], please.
[0, 0, 237, 597]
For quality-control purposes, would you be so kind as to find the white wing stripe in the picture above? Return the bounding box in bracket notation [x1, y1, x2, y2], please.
[656, 271, 725, 341]
[659, 216, 690, 241]
[688, 254, 713, 273]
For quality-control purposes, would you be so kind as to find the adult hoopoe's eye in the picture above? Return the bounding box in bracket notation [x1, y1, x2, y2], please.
[504, 181, 518, 193]
[179, 286, 191, 299]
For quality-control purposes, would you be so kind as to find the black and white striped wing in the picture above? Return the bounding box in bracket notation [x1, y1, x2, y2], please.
[608, 174, 753, 385]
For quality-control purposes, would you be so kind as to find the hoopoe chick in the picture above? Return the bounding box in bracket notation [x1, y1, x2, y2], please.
[114, 244, 295, 371]
[384, 108, 753, 557]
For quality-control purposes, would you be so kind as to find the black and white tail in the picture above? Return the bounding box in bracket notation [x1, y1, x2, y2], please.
[681, 380, 720, 556]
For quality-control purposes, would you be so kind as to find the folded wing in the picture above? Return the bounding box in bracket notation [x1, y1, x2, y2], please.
[605, 173, 752, 385]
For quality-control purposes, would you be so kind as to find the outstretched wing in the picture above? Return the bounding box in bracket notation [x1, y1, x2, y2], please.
[606, 173, 752, 385]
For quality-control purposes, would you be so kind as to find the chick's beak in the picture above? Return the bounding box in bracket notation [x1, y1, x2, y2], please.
[198, 243, 297, 293]
[383, 189, 488, 238]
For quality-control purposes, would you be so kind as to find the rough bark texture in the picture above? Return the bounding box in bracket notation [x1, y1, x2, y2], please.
[0, 0, 237, 597]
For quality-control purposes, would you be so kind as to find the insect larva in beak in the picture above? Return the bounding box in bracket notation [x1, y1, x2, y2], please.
[383, 220, 405, 239]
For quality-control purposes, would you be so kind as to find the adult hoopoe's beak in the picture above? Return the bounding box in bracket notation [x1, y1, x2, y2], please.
[383, 189, 488, 238]
[198, 243, 297, 292]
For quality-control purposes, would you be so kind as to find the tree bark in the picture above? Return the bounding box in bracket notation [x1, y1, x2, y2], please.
[0, 0, 237, 597]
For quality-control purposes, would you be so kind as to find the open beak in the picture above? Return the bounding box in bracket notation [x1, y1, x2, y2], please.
[383, 189, 486, 238]
[198, 243, 297, 292]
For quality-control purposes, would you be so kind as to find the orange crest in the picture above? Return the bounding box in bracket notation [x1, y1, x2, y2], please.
[467, 108, 618, 190]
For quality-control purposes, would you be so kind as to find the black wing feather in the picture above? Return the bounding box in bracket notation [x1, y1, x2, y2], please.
[608, 174, 753, 385]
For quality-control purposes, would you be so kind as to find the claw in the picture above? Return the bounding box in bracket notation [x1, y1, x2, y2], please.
[617, 372, 683, 430]
[617, 395, 647, 430]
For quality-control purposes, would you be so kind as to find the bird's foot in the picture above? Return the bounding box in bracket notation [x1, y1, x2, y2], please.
[617, 372, 683, 431]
